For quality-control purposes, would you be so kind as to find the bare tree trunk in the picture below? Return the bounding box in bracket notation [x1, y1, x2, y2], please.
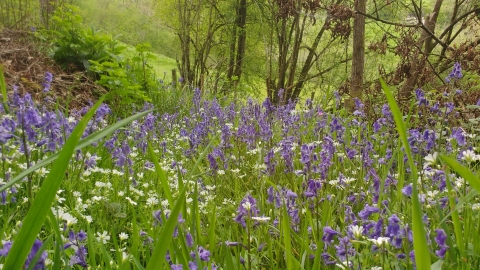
[348, 0, 367, 111]
[285, 14, 306, 101]
[232, 0, 247, 89]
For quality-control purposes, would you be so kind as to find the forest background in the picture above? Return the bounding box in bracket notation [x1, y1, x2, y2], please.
[2, 0, 480, 109]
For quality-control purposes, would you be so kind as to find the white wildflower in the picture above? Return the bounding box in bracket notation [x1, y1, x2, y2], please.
[125, 197, 137, 206]
[423, 152, 438, 168]
[462, 150, 478, 163]
[96, 231, 110, 244]
[252, 216, 271, 222]
[36, 167, 49, 177]
[61, 212, 78, 227]
[350, 225, 364, 239]
[119, 232, 129, 241]
[146, 197, 159, 206]
[368, 237, 389, 247]
[84, 216, 93, 223]
[122, 251, 131, 262]
[426, 190, 439, 198]
[242, 201, 252, 211]
[472, 203, 480, 210]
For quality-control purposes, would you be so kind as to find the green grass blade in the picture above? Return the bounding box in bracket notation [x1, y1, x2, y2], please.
[192, 181, 202, 247]
[131, 255, 146, 270]
[381, 78, 431, 269]
[438, 189, 478, 225]
[282, 203, 293, 270]
[208, 202, 217, 259]
[131, 210, 139, 263]
[0, 109, 153, 193]
[445, 173, 466, 261]
[222, 243, 236, 270]
[47, 210, 63, 270]
[3, 95, 107, 270]
[100, 241, 114, 270]
[148, 142, 174, 206]
[0, 65, 9, 114]
[86, 225, 98, 268]
[146, 185, 187, 270]
[439, 154, 480, 193]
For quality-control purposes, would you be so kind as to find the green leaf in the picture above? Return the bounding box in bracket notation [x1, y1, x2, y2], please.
[146, 185, 187, 270]
[87, 225, 98, 268]
[3, 94, 107, 269]
[148, 142, 174, 206]
[439, 154, 480, 193]
[381, 79, 431, 269]
[444, 171, 466, 261]
[282, 203, 293, 270]
[431, 260, 443, 270]
[47, 210, 64, 270]
[0, 109, 153, 193]
[0, 65, 9, 114]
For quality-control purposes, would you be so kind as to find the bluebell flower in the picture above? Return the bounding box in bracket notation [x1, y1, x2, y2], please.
[435, 229, 447, 246]
[322, 226, 339, 244]
[358, 204, 379, 220]
[402, 184, 413, 197]
[0, 239, 48, 269]
[451, 127, 466, 146]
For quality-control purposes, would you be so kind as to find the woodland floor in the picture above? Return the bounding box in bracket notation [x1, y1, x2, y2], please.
[0, 29, 104, 110]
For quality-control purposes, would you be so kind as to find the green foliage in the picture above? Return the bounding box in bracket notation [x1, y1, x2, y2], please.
[46, 5, 124, 71]
[89, 58, 151, 110]
[0, 65, 9, 114]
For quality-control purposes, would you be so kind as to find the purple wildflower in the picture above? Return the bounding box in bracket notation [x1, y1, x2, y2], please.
[358, 204, 379, 220]
[234, 194, 260, 227]
[322, 226, 339, 244]
[435, 229, 447, 246]
[43, 72, 53, 92]
[402, 184, 413, 197]
[451, 127, 466, 146]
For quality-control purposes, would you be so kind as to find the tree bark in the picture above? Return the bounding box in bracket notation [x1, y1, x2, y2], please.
[233, 0, 247, 88]
[348, 0, 367, 111]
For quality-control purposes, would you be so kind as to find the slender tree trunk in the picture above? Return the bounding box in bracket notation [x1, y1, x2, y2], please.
[348, 0, 367, 111]
[233, 0, 247, 88]
[285, 14, 306, 101]
[176, 0, 194, 85]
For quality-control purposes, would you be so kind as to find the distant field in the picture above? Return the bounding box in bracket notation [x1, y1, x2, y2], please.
[120, 42, 178, 82]
[149, 54, 178, 81]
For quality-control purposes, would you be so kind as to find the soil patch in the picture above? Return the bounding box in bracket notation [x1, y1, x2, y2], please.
[0, 29, 106, 111]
